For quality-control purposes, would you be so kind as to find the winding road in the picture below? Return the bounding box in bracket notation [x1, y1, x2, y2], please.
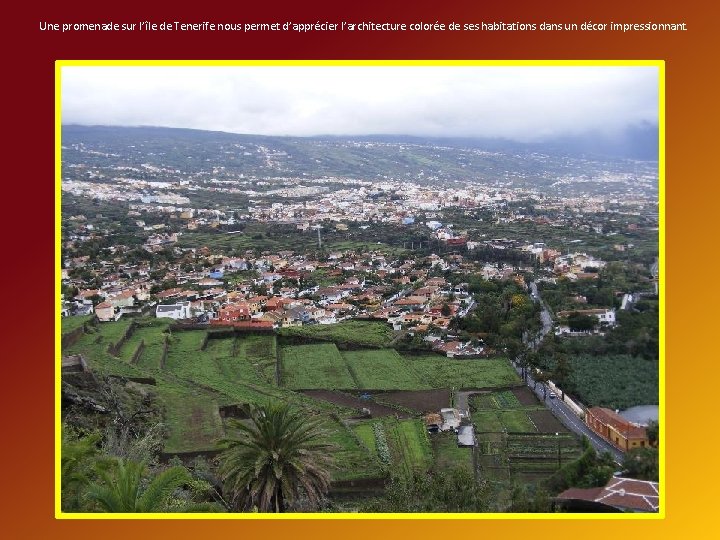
[518, 282, 625, 463]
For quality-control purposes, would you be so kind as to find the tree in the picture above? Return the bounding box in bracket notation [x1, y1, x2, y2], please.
[218, 403, 334, 512]
[567, 312, 596, 332]
[440, 303, 451, 317]
[622, 447, 658, 481]
[552, 353, 573, 400]
[646, 421, 659, 447]
[363, 468, 491, 513]
[61, 427, 102, 512]
[86, 460, 192, 512]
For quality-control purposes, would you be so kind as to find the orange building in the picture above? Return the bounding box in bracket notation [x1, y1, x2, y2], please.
[585, 407, 649, 451]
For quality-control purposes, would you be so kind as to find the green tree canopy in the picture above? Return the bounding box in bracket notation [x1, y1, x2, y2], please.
[218, 403, 334, 512]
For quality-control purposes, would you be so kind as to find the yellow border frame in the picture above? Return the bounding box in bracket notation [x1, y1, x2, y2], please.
[55, 59, 665, 520]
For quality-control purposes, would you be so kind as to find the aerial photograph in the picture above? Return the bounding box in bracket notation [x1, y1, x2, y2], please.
[59, 64, 660, 514]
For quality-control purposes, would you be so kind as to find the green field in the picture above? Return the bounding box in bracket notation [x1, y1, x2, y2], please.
[280, 344, 357, 390]
[431, 431, 474, 475]
[352, 423, 378, 456]
[352, 418, 432, 478]
[342, 349, 430, 390]
[64, 319, 144, 377]
[469, 389, 583, 485]
[61, 314, 93, 334]
[63, 319, 536, 486]
[326, 419, 384, 482]
[159, 383, 224, 453]
[470, 390, 523, 410]
[280, 321, 394, 348]
[407, 356, 520, 389]
[473, 410, 537, 433]
[118, 320, 170, 369]
[567, 354, 659, 409]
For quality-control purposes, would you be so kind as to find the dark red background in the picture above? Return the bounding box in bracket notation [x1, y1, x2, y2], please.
[4, 0, 715, 537]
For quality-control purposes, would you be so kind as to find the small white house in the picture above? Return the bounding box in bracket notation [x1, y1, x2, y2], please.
[156, 301, 191, 320]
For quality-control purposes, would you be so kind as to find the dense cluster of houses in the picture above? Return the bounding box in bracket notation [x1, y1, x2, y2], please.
[63, 246, 527, 355]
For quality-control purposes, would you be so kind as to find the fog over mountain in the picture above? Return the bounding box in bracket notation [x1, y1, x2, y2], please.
[62, 65, 658, 155]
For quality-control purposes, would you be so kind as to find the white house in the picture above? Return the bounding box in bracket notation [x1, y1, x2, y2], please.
[156, 301, 191, 320]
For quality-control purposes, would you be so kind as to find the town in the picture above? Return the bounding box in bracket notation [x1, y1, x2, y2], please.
[61, 125, 659, 514]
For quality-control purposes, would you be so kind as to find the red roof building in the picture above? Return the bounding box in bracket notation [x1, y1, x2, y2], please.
[585, 407, 649, 451]
[556, 477, 659, 513]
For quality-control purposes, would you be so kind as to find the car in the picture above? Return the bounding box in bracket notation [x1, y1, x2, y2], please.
[549, 391, 557, 399]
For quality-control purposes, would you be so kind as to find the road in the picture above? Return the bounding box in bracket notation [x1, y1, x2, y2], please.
[513, 364, 625, 463]
[518, 282, 625, 464]
[453, 282, 625, 464]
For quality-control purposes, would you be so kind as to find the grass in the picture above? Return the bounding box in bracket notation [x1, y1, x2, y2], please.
[239, 334, 278, 385]
[341, 349, 430, 390]
[407, 356, 521, 389]
[158, 382, 224, 453]
[567, 354, 659, 409]
[431, 431, 473, 475]
[63, 319, 144, 377]
[352, 423, 378, 455]
[353, 418, 433, 477]
[326, 419, 384, 482]
[280, 344, 357, 390]
[280, 321, 394, 348]
[61, 314, 93, 334]
[119, 320, 170, 369]
[392, 419, 433, 475]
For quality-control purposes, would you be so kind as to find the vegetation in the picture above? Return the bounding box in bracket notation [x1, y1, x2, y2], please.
[407, 356, 520, 389]
[622, 447, 659, 481]
[341, 349, 430, 390]
[431, 431, 473, 475]
[536, 352, 658, 409]
[452, 279, 542, 344]
[218, 403, 334, 512]
[279, 320, 394, 348]
[86, 460, 192, 513]
[362, 468, 491, 513]
[546, 439, 617, 493]
[280, 343, 356, 389]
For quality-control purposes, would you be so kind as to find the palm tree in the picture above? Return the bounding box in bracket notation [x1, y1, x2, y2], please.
[86, 460, 192, 512]
[219, 403, 334, 512]
[61, 427, 102, 511]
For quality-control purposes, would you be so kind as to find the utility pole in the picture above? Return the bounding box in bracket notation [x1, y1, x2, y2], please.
[556, 432, 562, 469]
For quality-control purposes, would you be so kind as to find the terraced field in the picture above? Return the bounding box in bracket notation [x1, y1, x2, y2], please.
[407, 355, 520, 389]
[342, 349, 430, 390]
[280, 343, 357, 390]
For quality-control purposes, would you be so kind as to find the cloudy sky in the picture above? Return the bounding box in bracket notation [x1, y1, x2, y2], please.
[61, 65, 658, 141]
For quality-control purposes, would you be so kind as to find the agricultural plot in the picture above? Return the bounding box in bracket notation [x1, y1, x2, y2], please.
[470, 390, 523, 410]
[352, 418, 432, 478]
[163, 331, 275, 405]
[473, 410, 537, 433]
[342, 349, 430, 390]
[280, 321, 394, 348]
[567, 354, 659, 410]
[205, 337, 266, 386]
[238, 334, 278, 385]
[61, 314, 93, 334]
[119, 322, 169, 370]
[63, 320, 144, 377]
[280, 344, 357, 390]
[352, 422, 378, 456]
[407, 356, 520, 389]
[505, 433, 582, 483]
[158, 382, 224, 454]
[326, 419, 384, 482]
[472, 388, 583, 484]
[470, 388, 544, 433]
[431, 431, 473, 475]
